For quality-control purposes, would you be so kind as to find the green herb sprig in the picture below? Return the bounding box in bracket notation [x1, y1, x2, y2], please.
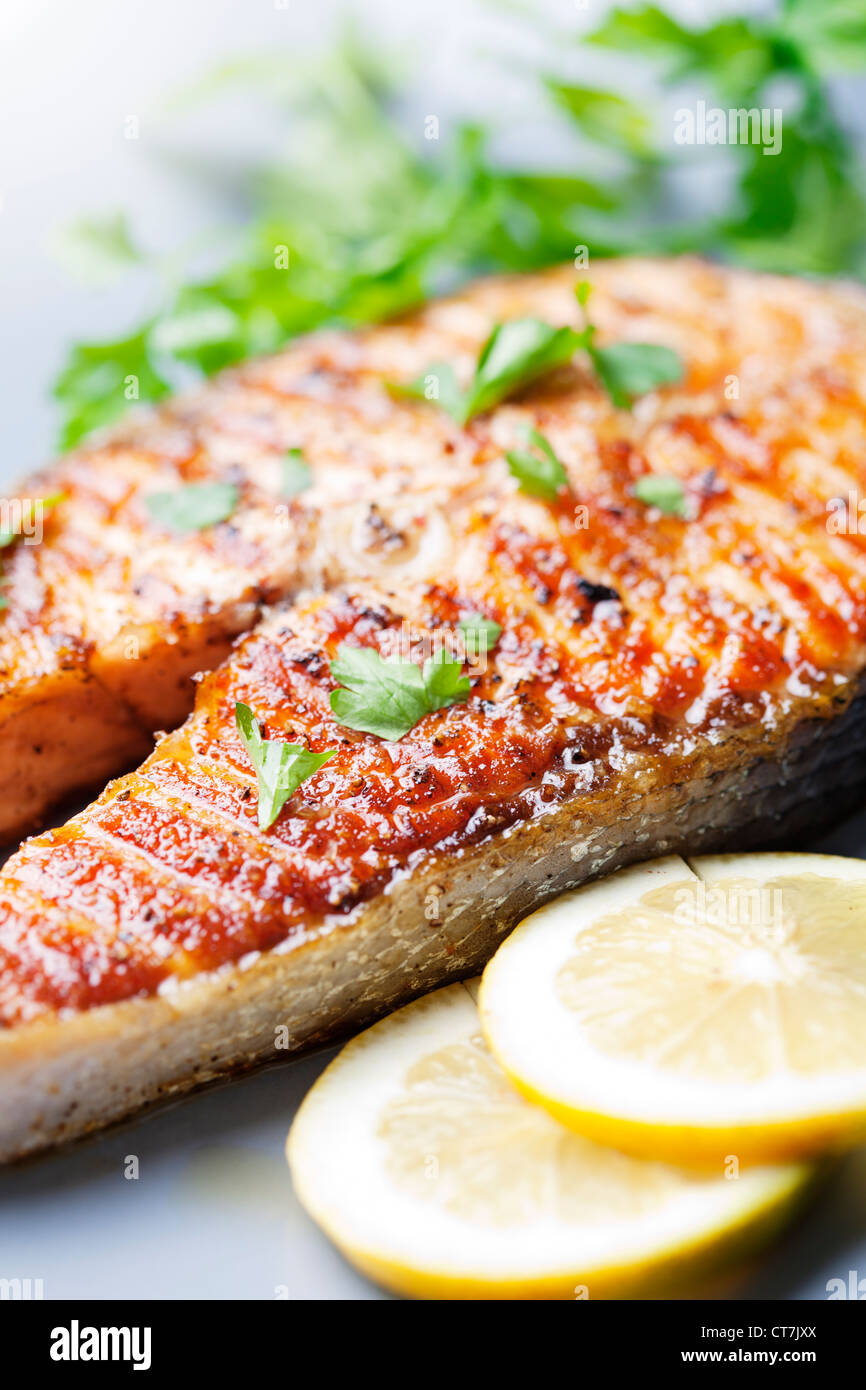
[329, 643, 470, 740]
[145, 482, 238, 533]
[280, 448, 312, 497]
[51, 14, 866, 447]
[506, 428, 570, 502]
[633, 473, 689, 518]
[235, 701, 335, 830]
[458, 613, 502, 659]
[391, 318, 585, 426]
[575, 281, 683, 409]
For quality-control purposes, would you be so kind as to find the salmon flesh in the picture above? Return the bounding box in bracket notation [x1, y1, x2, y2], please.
[3, 258, 866, 1157]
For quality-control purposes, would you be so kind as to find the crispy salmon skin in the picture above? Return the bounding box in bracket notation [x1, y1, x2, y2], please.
[4, 257, 866, 1156]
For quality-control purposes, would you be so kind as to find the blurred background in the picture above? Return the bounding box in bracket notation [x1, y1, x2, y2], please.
[3, 0, 866, 473]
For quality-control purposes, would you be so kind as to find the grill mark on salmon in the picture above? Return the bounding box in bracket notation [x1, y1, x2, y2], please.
[4, 259, 866, 1154]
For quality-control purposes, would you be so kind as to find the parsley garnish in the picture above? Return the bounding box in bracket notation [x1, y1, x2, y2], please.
[235, 702, 335, 831]
[145, 482, 238, 533]
[389, 363, 465, 420]
[591, 341, 684, 407]
[395, 292, 682, 426]
[576, 281, 683, 408]
[506, 428, 569, 502]
[329, 644, 470, 740]
[51, 18, 866, 448]
[461, 319, 586, 422]
[392, 318, 585, 426]
[281, 448, 312, 497]
[633, 474, 689, 518]
[458, 613, 502, 660]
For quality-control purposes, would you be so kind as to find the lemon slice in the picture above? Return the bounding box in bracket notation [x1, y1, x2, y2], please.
[480, 852, 866, 1167]
[288, 979, 810, 1299]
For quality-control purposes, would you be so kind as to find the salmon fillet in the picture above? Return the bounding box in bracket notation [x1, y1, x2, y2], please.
[7, 255, 866, 841]
[4, 257, 866, 1157]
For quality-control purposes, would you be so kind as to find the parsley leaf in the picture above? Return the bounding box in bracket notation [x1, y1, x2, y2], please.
[329, 643, 470, 740]
[392, 319, 585, 427]
[546, 82, 654, 157]
[422, 648, 472, 710]
[460, 319, 586, 423]
[778, 0, 866, 77]
[235, 702, 335, 831]
[576, 280, 683, 408]
[387, 363, 465, 420]
[458, 613, 502, 660]
[149, 302, 242, 367]
[145, 482, 239, 533]
[633, 473, 689, 518]
[587, 8, 775, 101]
[281, 448, 312, 497]
[53, 330, 171, 450]
[591, 341, 684, 408]
[506, 427, 570, 502]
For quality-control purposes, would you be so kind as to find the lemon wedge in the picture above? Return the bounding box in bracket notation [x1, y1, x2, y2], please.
[288, 979, 810, 1299]
[480, 852, 866, 1167]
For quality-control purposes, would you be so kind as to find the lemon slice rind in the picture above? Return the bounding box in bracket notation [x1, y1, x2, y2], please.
[288, 979, 811, 1299]
[479, 853, 866, 1166]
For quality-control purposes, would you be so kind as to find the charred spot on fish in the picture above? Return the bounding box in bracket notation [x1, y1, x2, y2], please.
[696, 467, 726, 500]
[351, 600, 393, 629]
[361, 504, 407, 554]
[292, 649, 329, 677]
[576, 577, 621, 605]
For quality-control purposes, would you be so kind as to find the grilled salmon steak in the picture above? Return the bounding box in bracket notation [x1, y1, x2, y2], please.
[4, 257, 866, 1158]
[7, 255, 866, 842]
